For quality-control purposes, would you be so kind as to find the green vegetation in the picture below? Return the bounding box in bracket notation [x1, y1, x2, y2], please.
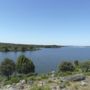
[57, 60, 90, 76]
[58, 61, 75, 72]
[74, 60, 79, 67]
[0, 58, 15, 80]
[0, 43, 63, 52]
[16, 55, 35, 74]
[80, 61, 90, 72]
[0, 55, 90, 88]
[0, 55, 35, 81]
[0, 43, 39, 52]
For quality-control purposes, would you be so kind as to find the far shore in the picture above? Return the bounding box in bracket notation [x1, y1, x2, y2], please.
[0, 42, 64, 52]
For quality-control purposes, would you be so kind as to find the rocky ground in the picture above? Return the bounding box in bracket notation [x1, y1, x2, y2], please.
[0, 74, 90, 90]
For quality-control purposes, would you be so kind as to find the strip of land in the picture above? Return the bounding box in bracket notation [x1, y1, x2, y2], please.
[0, 42, 63, 52]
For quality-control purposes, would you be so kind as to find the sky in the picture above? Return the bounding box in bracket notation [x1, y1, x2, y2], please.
[0, 0, 90, 46]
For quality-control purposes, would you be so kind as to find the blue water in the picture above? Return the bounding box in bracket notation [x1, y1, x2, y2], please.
[0, 47, 90, 73]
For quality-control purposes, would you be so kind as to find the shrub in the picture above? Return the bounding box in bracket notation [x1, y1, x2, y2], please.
[58, 61, 75, 72]
[10, 77, 20, 83]
[0, 58, 15, 79]
[16, 55, 35, 74]
[74, 60, 79, 66]
[80, 61, 90, 72]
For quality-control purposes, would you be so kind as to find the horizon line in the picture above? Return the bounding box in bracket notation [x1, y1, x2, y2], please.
[0, 42, 90, 47]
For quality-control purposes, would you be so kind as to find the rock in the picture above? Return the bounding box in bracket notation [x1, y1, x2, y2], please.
[52, 86, 57, 90]
[61, 74, 86, 82]
[28, 80, 33, 85]
[38, 81, 44, 87]
[51, 71, 55, 78]
[19, 85, 24, 89]
[8, 87, 18, 90]
[16, 83, 21, 87]
[20, 80, 26, 85]
[60, 82, 66, 89]
[5, 85, 11, 88]
[51, 71, 55, 74]
[80, 81, 87, 86]
[16, 82, 24, 89]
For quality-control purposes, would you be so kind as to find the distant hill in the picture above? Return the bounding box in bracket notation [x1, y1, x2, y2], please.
[0, 42, 63, 52]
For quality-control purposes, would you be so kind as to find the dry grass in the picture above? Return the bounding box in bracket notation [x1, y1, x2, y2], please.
[67, 81, 90, 90]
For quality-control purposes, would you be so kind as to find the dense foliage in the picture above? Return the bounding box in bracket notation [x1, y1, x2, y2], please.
[74, 60, 79, 66]
[0, 55, 35, 80]
[80, 61, 90, 72]
[58, 61, 75, 72]
[16, 55, 35, 74]
[0, 58, 15, 79]
[58, 60, 90, 76]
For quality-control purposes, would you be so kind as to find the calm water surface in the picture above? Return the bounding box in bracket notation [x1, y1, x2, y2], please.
[0, 47, 90, 73]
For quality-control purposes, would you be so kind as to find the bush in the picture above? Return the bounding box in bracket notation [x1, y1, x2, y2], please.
[0, 58, 15, 79]
[80, 61, 90, 72]
[27, 76, 36, 81]
[10, 77, 20, 83]
[16, 55, 35, 74]
[58, 61, 75, 72]
[74, 60, 79, 66]
[40, 74, 49, 79]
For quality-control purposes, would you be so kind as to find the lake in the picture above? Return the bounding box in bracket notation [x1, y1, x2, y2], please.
[0, 46, 90, 73]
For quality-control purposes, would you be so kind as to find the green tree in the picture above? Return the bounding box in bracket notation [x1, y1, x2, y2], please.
[14, 47, 18, 52]
[74, 60, 79, 66]
[0, 58, 15, 79]
[21, 47, 26, 52]
[2, 47, 9, 52]
[16, 55, 35, 74]
[58, 61, 75, 72]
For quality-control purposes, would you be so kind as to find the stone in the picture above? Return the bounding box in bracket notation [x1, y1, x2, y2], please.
[20, 80, 26, 85]
[80, 81, 87, 86]
[60, 82, 66, 89]
[61, 74, 86, 82]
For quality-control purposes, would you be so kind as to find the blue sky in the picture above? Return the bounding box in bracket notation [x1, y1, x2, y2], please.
[0, 0, 90, 46]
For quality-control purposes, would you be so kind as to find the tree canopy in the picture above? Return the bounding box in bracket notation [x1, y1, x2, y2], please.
[0, 58, 15, 79]
[16, 55, 35, 74]
[58, 61, 75, 72]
